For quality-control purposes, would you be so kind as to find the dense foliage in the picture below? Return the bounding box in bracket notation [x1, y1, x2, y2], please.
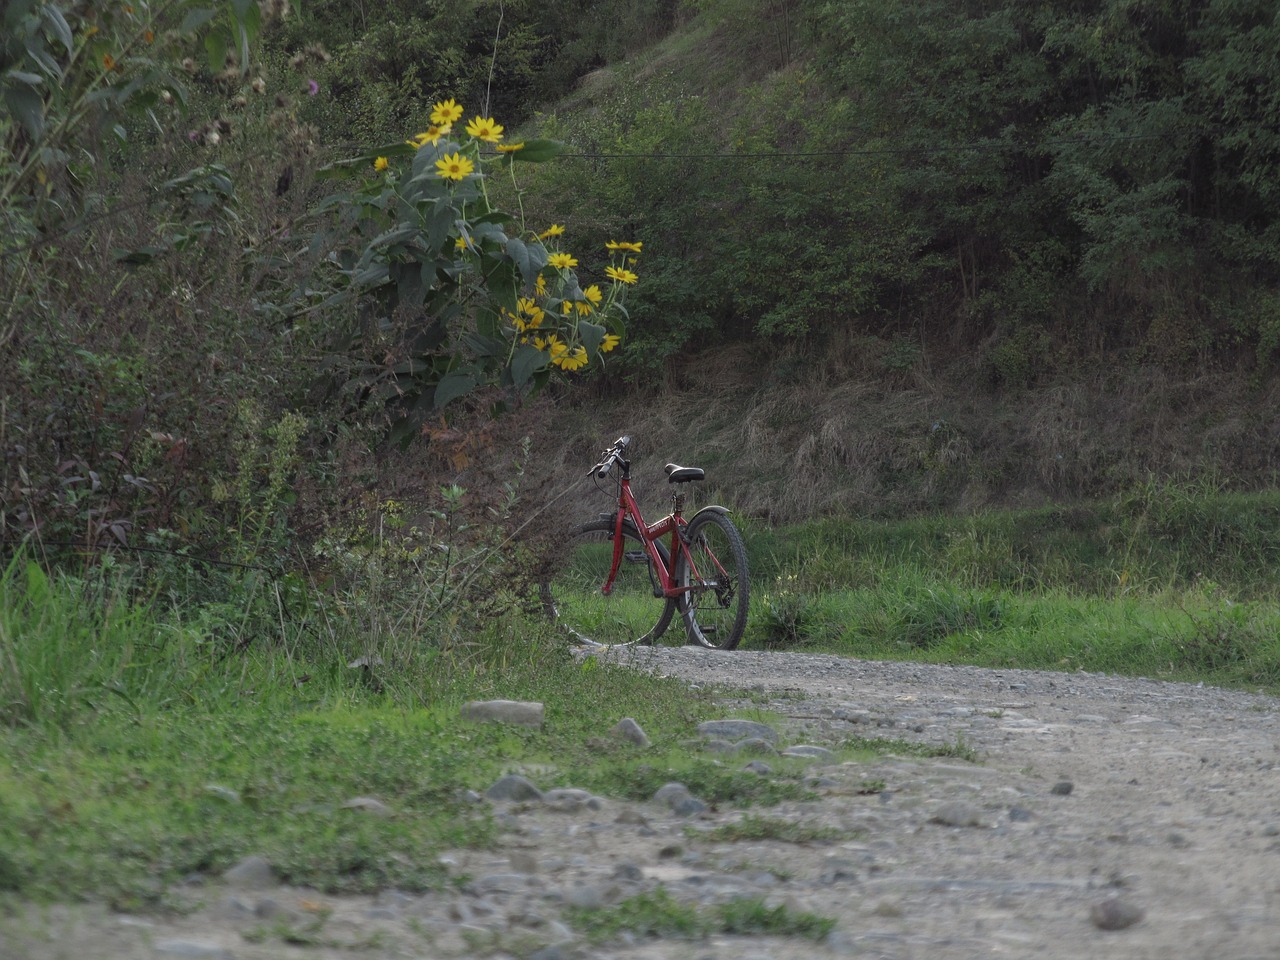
[501, 0, 1280, 382]
[5, 0, 1280, 588]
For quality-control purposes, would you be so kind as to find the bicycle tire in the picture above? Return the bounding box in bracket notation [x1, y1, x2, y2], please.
[543, 518, 676, 647]
[675, 511, 749, 650]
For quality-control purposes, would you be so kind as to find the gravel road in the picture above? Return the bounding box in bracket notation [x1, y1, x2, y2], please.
[7, 648, 1280, 960]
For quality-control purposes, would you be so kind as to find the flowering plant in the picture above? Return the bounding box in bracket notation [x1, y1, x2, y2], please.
[307, 99, 640, 442]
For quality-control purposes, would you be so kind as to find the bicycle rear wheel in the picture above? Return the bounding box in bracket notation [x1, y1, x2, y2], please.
[543, 519, 675, 647]
[675, 511, 749, 650]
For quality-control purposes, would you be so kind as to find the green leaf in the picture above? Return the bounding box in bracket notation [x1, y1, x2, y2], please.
[461, 333, 506, 358]
[578, 321, 606, 357]
[4, 84, 43, 139]
[503, 138, 565, 164]
[5, 70, 43, 86]
[180, 8, 218, 33]
[41, 4, 73, 54]
[434, 370, 479, 409]
[510, 343, 546, 387]
[204, 29, 228, 73]
[505, 237, 548, 286]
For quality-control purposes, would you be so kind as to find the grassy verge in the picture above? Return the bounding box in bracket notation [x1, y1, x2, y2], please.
[739, 483, 1280, 693]
[0, 554, 824, 908]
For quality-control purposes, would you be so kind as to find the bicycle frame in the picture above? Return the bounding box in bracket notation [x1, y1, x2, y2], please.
[601, 457, 727, 602]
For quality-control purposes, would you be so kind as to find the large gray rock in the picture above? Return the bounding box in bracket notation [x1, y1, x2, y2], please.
[611, 717, 651, 747]
[222, 855, 275, 890]
[486, 774, 544, 802]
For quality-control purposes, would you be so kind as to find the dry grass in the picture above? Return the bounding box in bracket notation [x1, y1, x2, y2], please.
[500, 346, 1280, 527]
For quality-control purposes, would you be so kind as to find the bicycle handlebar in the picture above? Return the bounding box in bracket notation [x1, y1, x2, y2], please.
[589, 435, 631, 478]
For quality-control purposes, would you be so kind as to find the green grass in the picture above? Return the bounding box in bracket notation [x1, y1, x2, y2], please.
[693, 814, 851, 844]
[564, 887, 835, 943]
[739, 485, 1280, 694]
[0, 554, 823, 907]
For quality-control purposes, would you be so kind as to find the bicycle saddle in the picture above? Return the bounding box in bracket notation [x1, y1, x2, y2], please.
[664, 463, 705, 483]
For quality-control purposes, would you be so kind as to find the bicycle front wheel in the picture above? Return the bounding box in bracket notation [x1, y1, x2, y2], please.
[544, 519, 675, 647]
[676, 511, 749, 650]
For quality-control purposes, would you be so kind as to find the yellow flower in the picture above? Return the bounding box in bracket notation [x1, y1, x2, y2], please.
[601, 333, 621, 352]
[517, 297, 545, 328]
[554, 347, 589, 371]
[102, 53, 117, 70]
[536, 334, 566, 357]
[562, 300, 573, 315]
[605, 266, 639, 285]
[143, 29, 154, 43]
[575, 300, 593, 316]
[539, 224, 565, 239]
[496, 143, 525, 153]
[412, 123, 451, 148]
[374, 156, 389, 171]
[435, 152, 474, 181]
[582, 284, 603, 305]
[535, 275, 547, 295]
[465, 115, 504, 143]
[548, 252, 578, 269]
[606, 240, 643, 253]
[431, 98, 464, 125]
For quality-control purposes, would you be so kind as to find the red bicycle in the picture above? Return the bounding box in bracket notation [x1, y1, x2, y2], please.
[543, 435, 749, 649]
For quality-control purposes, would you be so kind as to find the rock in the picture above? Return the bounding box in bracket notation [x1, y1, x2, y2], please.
[930, 802, 984, 827]
[743, 760, 773, 775]
[543, 788, 600, 813]
[508, 850, 539, 874]
[461, 700, 544, 727]
[203, 784, 241, 804]
[486, 774, 544, 802]
[1090, 896, 1144, 930]
[341, 795, 393, 816]
[653, 782, 693, 806]
[782, 744, 836, 760]
[611, 717, 651, 747]
[222, 855, 275, 890]
[1050, 781, 1074, 796]
[734, 737, 778, 756]
[696, 719, 778, 742]
[672, 796, 709, 817]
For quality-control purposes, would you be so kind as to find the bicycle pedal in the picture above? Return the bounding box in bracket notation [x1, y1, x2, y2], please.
[623, 551, 648, 563]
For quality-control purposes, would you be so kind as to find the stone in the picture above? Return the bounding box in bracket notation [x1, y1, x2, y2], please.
[1050, 781, 1074, 796]
[696, 719, 779, 742]
[222, 855, 275, 890]
[341, 795, 393, 816]
[743, 760, 773, 775]
[930, 802, 984, 827]
[461, 700, 545, 727]
[653, 782, 693, 806]
[611, 717, 651, 747]
[508, 851, 539, 874]
[486, 774, 544, 802]
[1090, 896, 1145, 930]
[203, 784, 241, 804]
[542, 788, 596, 813]
[782, 744, 836, 760]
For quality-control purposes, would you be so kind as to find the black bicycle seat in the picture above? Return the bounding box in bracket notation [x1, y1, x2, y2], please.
[664, 463, 705, 483]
